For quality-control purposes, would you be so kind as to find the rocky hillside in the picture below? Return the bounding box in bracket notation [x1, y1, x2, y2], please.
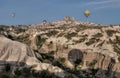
[0, 17, 120, 78]
[0, 35, 66, 78]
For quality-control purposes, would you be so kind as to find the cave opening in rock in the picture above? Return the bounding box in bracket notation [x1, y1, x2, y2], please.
[68, 49, 83, 68]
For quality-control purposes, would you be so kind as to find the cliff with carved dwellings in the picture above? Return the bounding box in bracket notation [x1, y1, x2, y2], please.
[0, 17, 120, 78]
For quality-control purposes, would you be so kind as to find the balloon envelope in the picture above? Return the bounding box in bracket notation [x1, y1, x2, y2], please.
[10, 12, 15, 18]
[84, 10, 91, 17]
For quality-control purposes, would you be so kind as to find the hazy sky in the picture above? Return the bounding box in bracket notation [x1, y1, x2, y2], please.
[0, 0, 120, 25]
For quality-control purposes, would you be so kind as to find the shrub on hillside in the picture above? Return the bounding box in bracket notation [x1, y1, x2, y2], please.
[106, 30, 117, 37]
[58, 57, 66, 64]
[115, 36, 120, 45]
[92, 33, 103, 38]
[64, 32, 77, 39]
[74, 37, 86, 43]
[86, 38, 100, 46]
[36, 36, 47, 48]
[46, 30, 59, 37]
[89, 60, 97, 68]
[0, 74, 10, 78]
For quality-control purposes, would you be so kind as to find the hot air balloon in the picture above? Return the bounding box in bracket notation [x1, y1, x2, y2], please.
[43, 20, 47, 24]
[9, 12, 15, 18]
[42, 20, 47, 26]
[84, 10, 91, 21]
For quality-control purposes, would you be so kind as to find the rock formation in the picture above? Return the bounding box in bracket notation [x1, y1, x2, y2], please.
[0, 35, 65, 78]
[0, 19, 120, 78]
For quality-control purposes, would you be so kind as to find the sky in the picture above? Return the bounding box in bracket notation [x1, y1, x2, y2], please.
[0, 0, 120, 25]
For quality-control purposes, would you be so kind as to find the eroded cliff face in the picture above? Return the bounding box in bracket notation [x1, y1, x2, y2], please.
[0, 36, 66, 78]
[39, 43, 120, 78]
[0, 19, 120, 78]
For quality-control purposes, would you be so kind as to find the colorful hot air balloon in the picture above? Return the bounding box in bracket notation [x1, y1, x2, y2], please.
[84, 10, 90, 17]
[84, 10, 91, 22]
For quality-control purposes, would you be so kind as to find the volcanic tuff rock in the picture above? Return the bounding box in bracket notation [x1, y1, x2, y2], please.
[0, 35, 65, 78]
[0, 18, 120, 78]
